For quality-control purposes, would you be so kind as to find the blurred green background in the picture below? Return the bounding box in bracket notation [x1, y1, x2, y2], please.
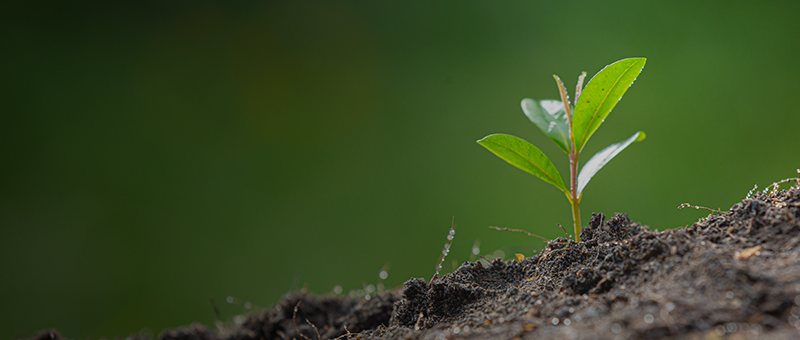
[2, 1, 798, 338]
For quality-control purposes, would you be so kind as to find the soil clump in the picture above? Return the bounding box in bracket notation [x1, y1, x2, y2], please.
[30, 184, 800, 339]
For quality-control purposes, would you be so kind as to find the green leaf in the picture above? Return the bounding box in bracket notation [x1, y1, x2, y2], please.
[521, 98, 570, 153]
[477, 134, 568, 194]
[577, 131, 646, 195]
[572, 58, 646, 153]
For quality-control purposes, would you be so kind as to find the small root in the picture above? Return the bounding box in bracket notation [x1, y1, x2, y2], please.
[762, 173, 800, 196]
[746, 183, 759, 199]
[431, 217, 457, 282]
[556, 223, 570, 239]
[414, 312, 425, 331]
[293, 301, 312, 340]
[489, 226, 548, 242]
[306, 319, 320, 340]
[745, 170, 799, 198]
[678, 203, 724, 215]
[332, 325, 353, 340]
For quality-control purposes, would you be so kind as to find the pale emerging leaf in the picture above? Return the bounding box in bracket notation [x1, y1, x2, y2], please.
[521, 98, 570, 153]
[577, 131, 646, 195]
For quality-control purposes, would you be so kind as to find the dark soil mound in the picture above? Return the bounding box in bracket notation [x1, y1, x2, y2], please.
[30, 183, 800, 340]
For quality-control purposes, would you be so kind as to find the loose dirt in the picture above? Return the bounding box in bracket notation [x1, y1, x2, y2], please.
[31, 183, 800, 340]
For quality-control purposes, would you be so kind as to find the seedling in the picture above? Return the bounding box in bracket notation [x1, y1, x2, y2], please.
[478, 58, 647, 242]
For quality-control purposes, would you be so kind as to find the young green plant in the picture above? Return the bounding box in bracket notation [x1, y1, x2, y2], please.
[477, 58, 647, 242]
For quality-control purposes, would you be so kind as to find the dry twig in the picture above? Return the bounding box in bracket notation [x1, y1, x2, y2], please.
[677, 203, 724, 215]
[489, 226, 548, 241]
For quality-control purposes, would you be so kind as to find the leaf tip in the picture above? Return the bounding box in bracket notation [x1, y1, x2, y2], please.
[632, 57, 647, 70]
[477, 133, 502, 145]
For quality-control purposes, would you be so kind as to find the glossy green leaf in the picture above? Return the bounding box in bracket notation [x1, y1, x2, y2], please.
[572, 58, 646, 152]
[521, 98, 570, 153]
[477, 134, 568, 194]
[577, 131, 646, 195]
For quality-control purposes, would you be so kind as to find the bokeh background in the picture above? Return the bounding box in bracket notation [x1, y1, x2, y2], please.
[2, 1, 799, 338]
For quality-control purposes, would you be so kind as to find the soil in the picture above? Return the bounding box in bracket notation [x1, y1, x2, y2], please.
[31, 183, 800, 340]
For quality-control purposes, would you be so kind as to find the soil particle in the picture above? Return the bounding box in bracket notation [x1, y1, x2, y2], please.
[145, 291, 399, 340]
[28, 183, 800, 340]
[226, 291, 400, 340]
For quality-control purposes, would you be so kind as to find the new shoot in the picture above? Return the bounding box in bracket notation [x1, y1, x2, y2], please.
[478, 58, 647, 241]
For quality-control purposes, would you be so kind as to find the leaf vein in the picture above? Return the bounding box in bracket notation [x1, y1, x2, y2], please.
[579, 61, 639, 148]
[484, 139, 563, 190]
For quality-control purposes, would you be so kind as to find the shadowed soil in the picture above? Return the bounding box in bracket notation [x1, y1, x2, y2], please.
[30, 183, 800, 340]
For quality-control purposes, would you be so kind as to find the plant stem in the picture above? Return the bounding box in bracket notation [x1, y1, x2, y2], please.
[570, 72, 586, 241]
[569, 150, 581, 241]
[554, 74, 583, 241]
[570, 197, 581, 241]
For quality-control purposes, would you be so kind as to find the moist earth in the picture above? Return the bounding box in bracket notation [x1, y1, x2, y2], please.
[31, 184, 800, 340]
